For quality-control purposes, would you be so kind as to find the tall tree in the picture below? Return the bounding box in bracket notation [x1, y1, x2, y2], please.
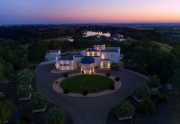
[0, 63, 4, 81]
[28, 41, 48, 62]
[0, 100, 16, 123]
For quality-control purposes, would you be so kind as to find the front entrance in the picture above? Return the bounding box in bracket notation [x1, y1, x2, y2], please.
[81, 64, 95, 74]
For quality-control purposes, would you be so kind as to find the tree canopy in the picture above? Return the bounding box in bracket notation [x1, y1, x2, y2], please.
[45, 107, 67, 124]
[0, 100, 16, 123]
[30, 92, 49, 110]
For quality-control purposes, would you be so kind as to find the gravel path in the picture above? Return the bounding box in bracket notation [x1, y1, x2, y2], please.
[35, 63, 147, 124]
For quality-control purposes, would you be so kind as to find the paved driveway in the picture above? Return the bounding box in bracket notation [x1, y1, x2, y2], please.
[35, 64, 147, 124]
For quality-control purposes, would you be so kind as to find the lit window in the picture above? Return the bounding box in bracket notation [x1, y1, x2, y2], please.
[103, 63, 107, 67]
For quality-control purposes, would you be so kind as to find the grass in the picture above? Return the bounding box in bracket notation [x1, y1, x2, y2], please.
[153, 41, 173, 52]
[60, 75, 114, 93]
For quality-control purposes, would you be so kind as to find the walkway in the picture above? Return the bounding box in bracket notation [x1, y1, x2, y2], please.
[35, 64, 147, 124]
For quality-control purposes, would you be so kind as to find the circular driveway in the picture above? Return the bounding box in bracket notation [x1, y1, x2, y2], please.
[35, 64, 147, 124]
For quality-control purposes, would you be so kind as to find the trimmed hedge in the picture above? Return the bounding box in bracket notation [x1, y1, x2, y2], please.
[106, 73, 110, 77]
[82, 90, 88, 96]
[109, 84, 115, 90]
[63, 89, 69, 94]
[115, 77, 120, 81]
[63, 73, 68, 78]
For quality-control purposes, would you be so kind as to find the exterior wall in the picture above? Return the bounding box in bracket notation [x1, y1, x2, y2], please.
[55, 60, 74, 70]
[73, 57, 82, 69]
[100, 52, 120, 63]
[45, 50, 61, 60]
[100, 60, 111, 69]
[94, 45, 105, 50]
[45, 52, 60, 60]
[94, 57, 101, 68]
[82, 51, 100, 56]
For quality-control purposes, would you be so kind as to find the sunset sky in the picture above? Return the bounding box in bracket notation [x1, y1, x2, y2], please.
[0, 0, 180, 24]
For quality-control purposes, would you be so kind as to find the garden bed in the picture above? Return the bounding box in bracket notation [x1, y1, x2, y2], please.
[19, 94, 32, 101]
[0, 76, 73, 124]
[107, 88, 178, 124]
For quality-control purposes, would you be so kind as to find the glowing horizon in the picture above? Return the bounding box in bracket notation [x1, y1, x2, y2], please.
[0, 0, 180, 24]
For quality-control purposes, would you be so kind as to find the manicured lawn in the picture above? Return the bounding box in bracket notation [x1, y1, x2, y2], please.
[60, 75, 114, 93]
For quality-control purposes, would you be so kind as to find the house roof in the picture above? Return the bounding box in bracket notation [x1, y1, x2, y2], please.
[58, 54, 74, 60]
[87, 48, 98, 51]
[58, 52, 81, 60]
[101, 49, 119, 52]
[94, 41, 105, 45]
[81, 56, 94, 64]
[48, 50, 60, 52]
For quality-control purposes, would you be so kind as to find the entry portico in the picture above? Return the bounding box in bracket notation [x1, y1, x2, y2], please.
[81, 56, 95, 74]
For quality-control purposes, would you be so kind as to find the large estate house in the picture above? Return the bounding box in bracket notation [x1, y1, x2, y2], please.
[55, 41, 120, 74]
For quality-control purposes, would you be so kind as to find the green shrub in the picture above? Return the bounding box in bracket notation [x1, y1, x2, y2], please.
[0, 92, 5, 98]
[16, 120, 26, 124]
[0, 100, 16, 123]
[106, 73, 110, 77]
[55, 81, 59, 84]
[17, 69, 34, 84]
[147, 74, 161, 88]
[115, 77, 120, 81]
[63, 89, 69, 94]
[30, 92, 50, 110]
[139, 98, 155, 114]
[16, 84, 33, 99]
[133, 84, 150, 100]
[45, 107, 67, 124]
[20, 114, 30, 123]
[158, 94, 168, 103]
[110, 62, 119, 71]
[150, 90, 160, 99]
[82, 90, 88, 96]
[63, 73, 68, 78]
[109, 84, 115, 90]
[114, 101, 135, 117]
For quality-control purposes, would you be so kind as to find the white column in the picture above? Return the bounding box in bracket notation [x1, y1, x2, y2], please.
[84, 65, 86, 74]
[81, 64, 82, 73]
[89, 64, 91, 74]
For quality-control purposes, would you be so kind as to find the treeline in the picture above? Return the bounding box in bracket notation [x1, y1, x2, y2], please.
[123, 41, 180, 87]
[0, 26, 179, 46]
[0, 26, 76, 44]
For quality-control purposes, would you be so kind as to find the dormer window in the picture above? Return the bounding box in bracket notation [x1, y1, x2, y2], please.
[94, 41, 105, 50]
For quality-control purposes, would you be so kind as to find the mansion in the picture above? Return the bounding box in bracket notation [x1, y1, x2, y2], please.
[55, 41, 121, 74]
